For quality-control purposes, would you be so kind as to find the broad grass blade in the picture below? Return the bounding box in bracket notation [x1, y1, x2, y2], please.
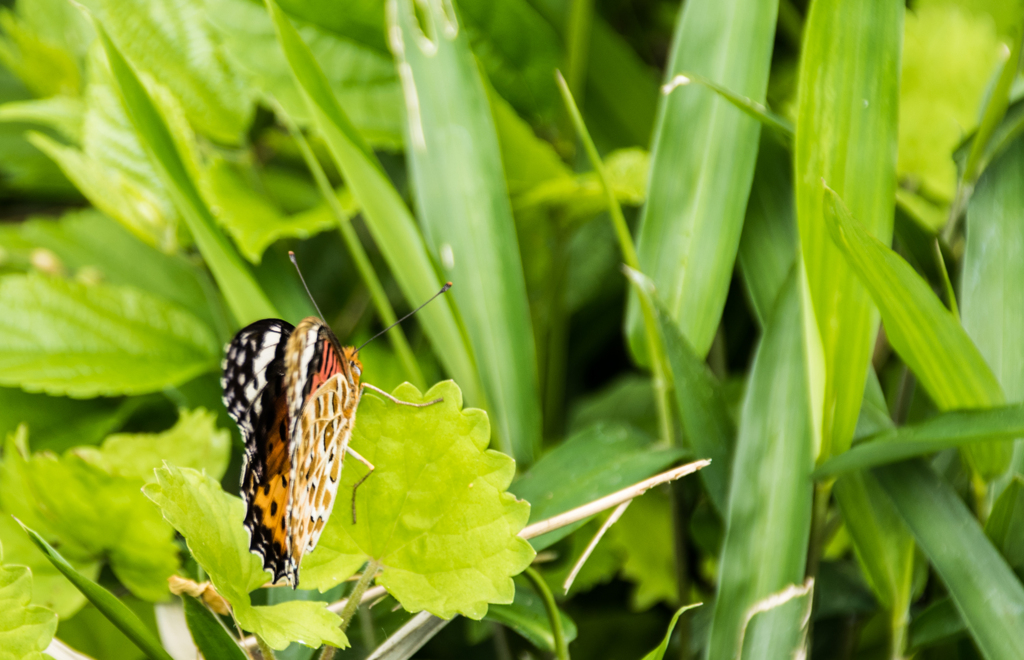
[816, 405, 1024, 478]
[824, 187, 1009, 477]
[794, 0, 903, 458]
[17, 520, 175, 660]
[737, 133, 796, 327]
[655, 302, 733, 514]
[962, 136, 1024, 478]
[389, 0, 542, 462]
[264, 0, 485, 412]
[985, 475, 1024, 574]
[706, 269, 819, 659]
[626, 0, 780, 361]
[875, 461, 1024, 659]
[92, 20, 277, 327]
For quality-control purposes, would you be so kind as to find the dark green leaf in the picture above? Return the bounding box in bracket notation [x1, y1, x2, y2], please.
[510, 423, 687, 550]
[875, 460, 1024, 659]
[181, 595, 249, 660]
[986, 475, 1024, 574]
[485, 576, 578, 652]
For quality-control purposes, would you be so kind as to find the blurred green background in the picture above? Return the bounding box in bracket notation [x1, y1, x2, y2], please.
[2, 0, 1024, 657]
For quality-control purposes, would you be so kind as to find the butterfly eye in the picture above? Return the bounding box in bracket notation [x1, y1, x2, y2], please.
[350, 362, 361, 377]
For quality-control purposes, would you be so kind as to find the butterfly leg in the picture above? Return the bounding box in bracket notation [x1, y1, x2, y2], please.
[362, 383, 443, 407]
[346, 446, 375, 524]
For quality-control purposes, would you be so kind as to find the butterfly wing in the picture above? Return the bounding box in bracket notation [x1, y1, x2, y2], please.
[221, 319, 296, 584]
[287, 373, 360, 571]
[278, 318, 361, 584]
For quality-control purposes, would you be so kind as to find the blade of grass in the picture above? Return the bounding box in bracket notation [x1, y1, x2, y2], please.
[737, 133, 797, 327]
[387, 0, 542, 462]
[264, 0, 484, 413]
[282, 114, 424, 389]
[875, 460, 1024, 659]
[824, 186, 1009, 478]
[706, 268, 820, 659]
[962, 135, 1024, 480]
[816, 405, 1024, 478]
[654, 300, 733, 514]
[555, 71, 672, 447]
[661, 71, 793, 138]
[90, 18, 277, 327]
[794, 0, 903, 459]
[15, 519, 175, 660]
[522, 568, 568, 660]
[625, 0, 780, 361]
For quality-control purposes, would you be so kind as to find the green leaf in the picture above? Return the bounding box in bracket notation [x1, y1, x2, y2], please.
[0, 95, 84, 143]
[0, 386, 134, 454]
[1, 430, 179, 601]
[265, 0, 484, 411]
[706, 270, 819, 658]
[80, 0, 253, 144]
[201, 157, 341, 264]
[656, 301, 733, 514]
[963, 135, 1024, 477]
[28, 45, 182, 253]
[907, 597, 966, 652]
[142, 465, 348, 650]
[298, 382, 534, 620]
[7, 209, 228, 336]
[816, 405, 1024, 478]
[510, 423, 686, 551]
[626, 0, 780, 361]
[794, 0, 903, 458]
[640, 603, 702, 660]
[181, 595, 249, 660]
[485, 576, 578, 652]
[0, 273, 219, 397]
[823, 186, 1009, 476]
[390, 0, 541, 463]
[93, 17, 277, 326]
[76, 408, 231, 483]
[203, 0, 403, 148]
[17, 521, 174, 660]
[899, 3, 1003, 203]
[0, 7, 81, 98]
[986, 475, 1024, 574]
[0, 539, 58, 660]
[737, 133, 797, 327]
[875, 460, 1024, 659]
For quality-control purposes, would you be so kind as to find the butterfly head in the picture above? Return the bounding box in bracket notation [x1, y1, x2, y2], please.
[341, 345, 362, 387]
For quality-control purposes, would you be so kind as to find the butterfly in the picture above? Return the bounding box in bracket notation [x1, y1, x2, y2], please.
[221, 256, 451, 587]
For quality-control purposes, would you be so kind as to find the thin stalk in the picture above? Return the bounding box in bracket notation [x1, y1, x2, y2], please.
[286, 120, 425, 389]
[523, 567, 569, 660]
[321, 561, 380, 660]
[256, 635, 277, 660]
[555, 70, 674, 447]
[662, 71, 795, 138]
[564, 0, 594, 104]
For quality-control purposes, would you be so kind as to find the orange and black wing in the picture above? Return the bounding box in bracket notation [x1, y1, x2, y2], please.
[222, 319, 296, 584]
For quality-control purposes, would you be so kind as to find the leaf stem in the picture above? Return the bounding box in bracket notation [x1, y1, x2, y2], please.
[255, 635, 277, 660]
[285, 118, 426, 390]
[523, 567, 569, 660]
[339, 561, 380, 635]
[555, 70, 674, 446]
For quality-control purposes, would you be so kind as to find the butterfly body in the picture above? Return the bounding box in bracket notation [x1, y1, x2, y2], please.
[223, 316, 363, 587]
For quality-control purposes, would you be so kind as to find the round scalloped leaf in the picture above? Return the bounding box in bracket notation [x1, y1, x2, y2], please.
[300, 380, 535, 620]
[0, 541, 58, 660]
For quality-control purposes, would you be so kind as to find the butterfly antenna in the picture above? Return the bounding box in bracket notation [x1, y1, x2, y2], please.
[356, 282, 453, 353]
[288, 251, 327, 322]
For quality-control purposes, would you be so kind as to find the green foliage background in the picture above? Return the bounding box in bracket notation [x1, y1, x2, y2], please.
[2, 0, 1024, 657]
